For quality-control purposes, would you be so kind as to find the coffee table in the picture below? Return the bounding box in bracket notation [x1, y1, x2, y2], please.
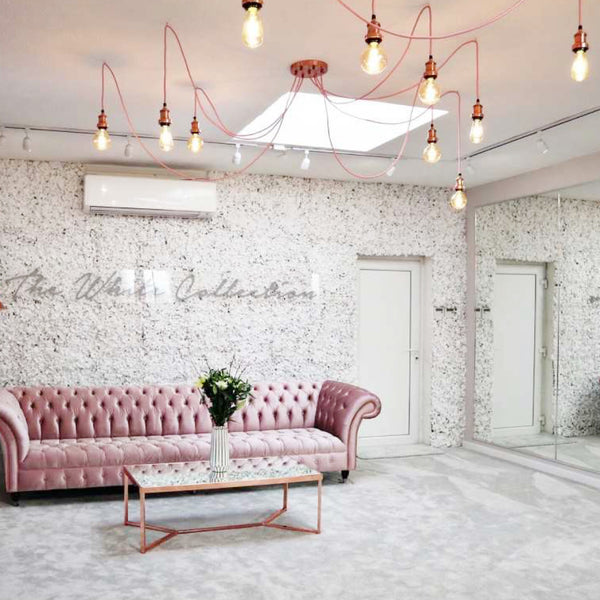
[123, 457, 323, 553]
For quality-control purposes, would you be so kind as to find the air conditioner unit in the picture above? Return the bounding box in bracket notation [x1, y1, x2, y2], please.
[83, 173, 217, 218]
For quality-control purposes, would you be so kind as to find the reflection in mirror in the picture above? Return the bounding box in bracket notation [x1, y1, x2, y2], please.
[554, 182, 600, 472]
[474, 196, 560, 461]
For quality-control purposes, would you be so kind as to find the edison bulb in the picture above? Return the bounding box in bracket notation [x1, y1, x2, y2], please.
[470, 118, 484, 144]
[187, 133, 204, 154]
[450, 189, 467, 210]
[571, 49, 590, 82]
[360, 41, 388, 75]
[422, 142, 441, 164]
[418, 77, 441, 106]
[159, 125, 174, 152]
[93, 129, 111, 151]
[242, 6, 263, 49]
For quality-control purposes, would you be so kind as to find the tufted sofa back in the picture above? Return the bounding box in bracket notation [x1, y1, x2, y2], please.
[8, 382, 322, 441]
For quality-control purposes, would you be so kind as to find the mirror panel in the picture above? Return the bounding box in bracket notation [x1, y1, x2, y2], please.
[474, 196, 560, 462]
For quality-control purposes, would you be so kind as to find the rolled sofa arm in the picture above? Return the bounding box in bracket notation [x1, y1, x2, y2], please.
[0, 389, 30, 462]
[315, 380, 381, 470]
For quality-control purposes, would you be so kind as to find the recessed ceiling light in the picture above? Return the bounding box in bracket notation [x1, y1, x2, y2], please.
[235, 92, 447, 152]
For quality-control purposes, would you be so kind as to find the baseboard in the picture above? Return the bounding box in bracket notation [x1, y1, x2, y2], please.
[463, 440, 600, 490]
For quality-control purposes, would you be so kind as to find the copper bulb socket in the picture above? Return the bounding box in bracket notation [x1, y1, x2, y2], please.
[190, 117, 200, 135]
[472, 100, 484, 121]
[455, 174, 465, 192]
[573, 26, 589, 53]
[365, 14, 383, 45]
[427, 124, 438, 144]
[158, 103, 171, 127]
[242, 0, 263, 10]
[96, 110, 108, 130]
[423, 56, 438, 80]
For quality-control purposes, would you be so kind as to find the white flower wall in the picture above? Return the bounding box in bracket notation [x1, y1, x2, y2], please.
[0, 159, 466, 446]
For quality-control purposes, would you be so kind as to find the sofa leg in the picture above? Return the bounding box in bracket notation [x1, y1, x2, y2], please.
[8, 492, 20, 507]
[341, 470, 349, 483]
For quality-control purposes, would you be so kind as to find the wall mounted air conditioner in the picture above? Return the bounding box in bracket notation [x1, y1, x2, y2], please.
[83, 173, 217, 218]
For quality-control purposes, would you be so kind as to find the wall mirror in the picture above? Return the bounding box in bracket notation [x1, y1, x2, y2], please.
[474, 182, 600, 475]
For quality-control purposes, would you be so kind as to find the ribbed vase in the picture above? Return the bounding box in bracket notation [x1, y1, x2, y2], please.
[210, 425, 230, 473]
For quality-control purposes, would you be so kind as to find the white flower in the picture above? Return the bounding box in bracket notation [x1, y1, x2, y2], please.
[216, 380, 228, 390]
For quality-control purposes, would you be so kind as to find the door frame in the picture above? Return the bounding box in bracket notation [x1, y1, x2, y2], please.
[356, 256, 427, 447]
[492, 261, 547, 437]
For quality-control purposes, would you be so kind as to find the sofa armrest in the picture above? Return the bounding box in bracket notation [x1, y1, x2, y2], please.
[315, 381, 381, 469]
[0, 389, 30, 462]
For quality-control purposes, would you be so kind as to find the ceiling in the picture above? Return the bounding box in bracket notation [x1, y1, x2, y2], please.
[1, 0, 599, 188]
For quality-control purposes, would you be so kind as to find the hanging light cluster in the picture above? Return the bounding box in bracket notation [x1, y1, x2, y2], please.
[90, 1, 592, 214]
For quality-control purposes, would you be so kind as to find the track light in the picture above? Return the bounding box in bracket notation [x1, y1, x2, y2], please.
[422, 123, 442, 164]
[360, 15, 387, 75]
[418, 56, 441, 106]
[158, 103, 174, 152]
[93, 110, 111, 151]
[124, 137, 133, 158]
[0, 127, 6, 147]
[242, 0, 264, 49]
[22, 128, 32, 153]
[470, 100, 484, 144]
[187, 116, 204, 154]
[386, 164, 396, 177]
[571, 25, 590, 82]
[450, 174, 467, 210]
[536, 133, 549, 155]
[300, 149, 310, 170]
[232, 143, 242, 165]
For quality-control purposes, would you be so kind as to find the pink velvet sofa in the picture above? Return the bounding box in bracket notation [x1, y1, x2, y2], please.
[0, 380, 380, 500]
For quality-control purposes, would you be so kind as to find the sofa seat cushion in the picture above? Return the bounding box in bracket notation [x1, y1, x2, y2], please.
[21, 428, 346, 471]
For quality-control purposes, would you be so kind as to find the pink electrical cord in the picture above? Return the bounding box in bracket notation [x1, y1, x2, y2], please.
[335, 0, 528, 40]
[101, 62, 303, 182]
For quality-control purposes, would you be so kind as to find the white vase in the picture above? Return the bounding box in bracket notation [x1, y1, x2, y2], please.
[210, 425, 230, 473]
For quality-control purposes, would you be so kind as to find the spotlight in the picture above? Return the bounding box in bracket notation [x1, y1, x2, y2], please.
[0, 126, 6, 147]
[470, 100, 484, 144]
[232, 143, 242, 165]
[418, 56, 441, 106]
[242, 0, 264, 49]
[300, 149, 310, 170]
[450, 174, 467, 211]
[187, 116, 204, 154]
[124, 137, 133, 158]
[93, 110, 111, 151]
[360, 15, 387, 75]
[386, 164, 396, 177]
[158, 103, 174, 152]
[22, 128, 32, 153]
[466, 157, 475, 175]
[536, 133, 549, 155]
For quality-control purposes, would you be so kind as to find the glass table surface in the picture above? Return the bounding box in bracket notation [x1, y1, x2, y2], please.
[125, 456, 320, 490]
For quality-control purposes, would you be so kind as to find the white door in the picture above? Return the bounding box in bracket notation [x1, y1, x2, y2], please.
[492, 263, 546, 436]
[358, 258, 421, 446]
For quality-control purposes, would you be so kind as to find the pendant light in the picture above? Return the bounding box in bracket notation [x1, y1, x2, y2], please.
[450, 174, 467, 210]
[93, 110, 111, 151]
[422, 123, 442, 163]
[360, 15, 388, 75]
[22, 128, 32, 153]
[187, 116, 204, 153]
[418, 56, 441, 106]
[158, 103, 174, 152]
[571, 25, 590, 81]
[470, 100, 484, 144]
[242, 0, 264, 49]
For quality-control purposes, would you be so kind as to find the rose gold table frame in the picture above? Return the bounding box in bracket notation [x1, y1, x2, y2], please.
[123, 466, 323, 553]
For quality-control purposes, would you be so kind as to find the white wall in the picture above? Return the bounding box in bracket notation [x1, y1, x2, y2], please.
[0, 159, 467, 446]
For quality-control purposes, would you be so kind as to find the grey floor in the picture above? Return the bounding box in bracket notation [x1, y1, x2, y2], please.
[2, 449, 600, 600]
